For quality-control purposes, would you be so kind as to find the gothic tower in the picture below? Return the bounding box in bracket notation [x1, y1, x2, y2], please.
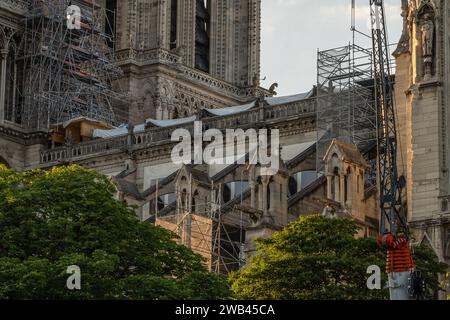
[394, 0, 450, 287]
[111, 0, 264, 124]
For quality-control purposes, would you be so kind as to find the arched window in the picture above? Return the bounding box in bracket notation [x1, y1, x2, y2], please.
[105, 0, 117, 49]
[195, 0, 210, 72]
[332, 167, 339, 201]
[223, 184, 231, 204]
[170, 0, 178, 50]
[192, 190, 199, 213]
[181, 188, 187, 211]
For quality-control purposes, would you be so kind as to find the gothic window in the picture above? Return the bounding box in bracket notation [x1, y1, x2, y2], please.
[195, 0, 210, 73]
[192, 190, 199, 213]
[181, 188, 187, 211]
[344, 175, 349, 202]
[223, 184, 231, 204]
[170, 0, 178, 50]
[332, 167, 339, 202]
[288, 177, 297, 196]
[105, 0, 117, 49]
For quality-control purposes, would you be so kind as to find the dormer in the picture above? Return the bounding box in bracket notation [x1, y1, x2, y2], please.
[323, 139, 368, 213]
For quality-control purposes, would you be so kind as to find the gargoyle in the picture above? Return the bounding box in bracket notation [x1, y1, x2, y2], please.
[269, 83, 278, 95]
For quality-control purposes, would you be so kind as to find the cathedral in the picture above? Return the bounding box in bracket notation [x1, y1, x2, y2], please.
[0, 0, 448, 296]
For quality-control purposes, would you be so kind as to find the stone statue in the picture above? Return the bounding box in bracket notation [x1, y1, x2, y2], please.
[269, 83, 278, 95]
[420, 14, 434, 57]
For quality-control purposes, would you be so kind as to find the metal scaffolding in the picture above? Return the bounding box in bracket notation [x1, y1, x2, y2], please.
[15, 0, 125, 130]
[155, 178, 247, 275]
[316, 44, 376, 172]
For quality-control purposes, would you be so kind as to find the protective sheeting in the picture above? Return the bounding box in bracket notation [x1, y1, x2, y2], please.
[92, 123, 145, 139]
[146, 116, 197, 128]
[266, 91, 313, 106]
[203, 101, 256, 116]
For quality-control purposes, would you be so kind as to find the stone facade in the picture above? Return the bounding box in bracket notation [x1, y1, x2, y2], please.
[112, 0, 265, 124]
[393, 0, 450, 298]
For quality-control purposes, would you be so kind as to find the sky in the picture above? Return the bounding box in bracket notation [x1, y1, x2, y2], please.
[260, 0, 403, 96]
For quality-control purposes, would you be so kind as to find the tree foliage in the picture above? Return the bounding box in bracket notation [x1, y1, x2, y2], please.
[230, 215, 447, 300]
[0, 165, 228, 300]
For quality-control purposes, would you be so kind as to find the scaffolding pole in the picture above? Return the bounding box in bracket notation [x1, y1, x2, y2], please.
[316, 42, 397, 184]
[157, 181, 247, 275]
[15, 0, 127, 130]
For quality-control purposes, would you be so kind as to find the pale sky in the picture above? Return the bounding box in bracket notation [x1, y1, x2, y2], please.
[261, 0, 403, 96]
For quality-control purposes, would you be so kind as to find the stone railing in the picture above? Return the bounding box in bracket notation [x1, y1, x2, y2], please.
[40, 135, 128, 164]
[114, 48, 182, 66]
[265, 99, 316, 120]
[40, 98, 317, 164]
[112, 48, 268, 100]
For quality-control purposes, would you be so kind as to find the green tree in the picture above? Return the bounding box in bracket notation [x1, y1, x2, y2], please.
[230, 215, 447, 300]
[0, 165, 228, 300]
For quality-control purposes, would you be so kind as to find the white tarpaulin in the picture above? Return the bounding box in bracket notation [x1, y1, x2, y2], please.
[92, 123, 145, 139]
[146, 116, 197, 128]
[204, 101, 256, 116]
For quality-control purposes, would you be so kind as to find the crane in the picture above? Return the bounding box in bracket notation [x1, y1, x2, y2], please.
[369, 0, 425, 300]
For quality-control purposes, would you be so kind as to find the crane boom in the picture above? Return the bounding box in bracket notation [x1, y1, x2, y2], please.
[369, 0, 424, 300]
[370, 0, 407, 239]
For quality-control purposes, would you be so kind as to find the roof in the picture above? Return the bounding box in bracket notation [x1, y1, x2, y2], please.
[285, 142, 316, 169]
[115, 178, 143, 200]
[51, 116, 112, 129]
[265, 90, 313, 106]
[184, 165, 211, 185]
[324, 139, 368, 167]
[90, 90, 314, 140]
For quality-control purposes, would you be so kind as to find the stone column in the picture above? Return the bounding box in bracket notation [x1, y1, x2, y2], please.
[340, 174, 345, 205]
[0, 49, 7, 123]
[326, 174, 333, 199]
